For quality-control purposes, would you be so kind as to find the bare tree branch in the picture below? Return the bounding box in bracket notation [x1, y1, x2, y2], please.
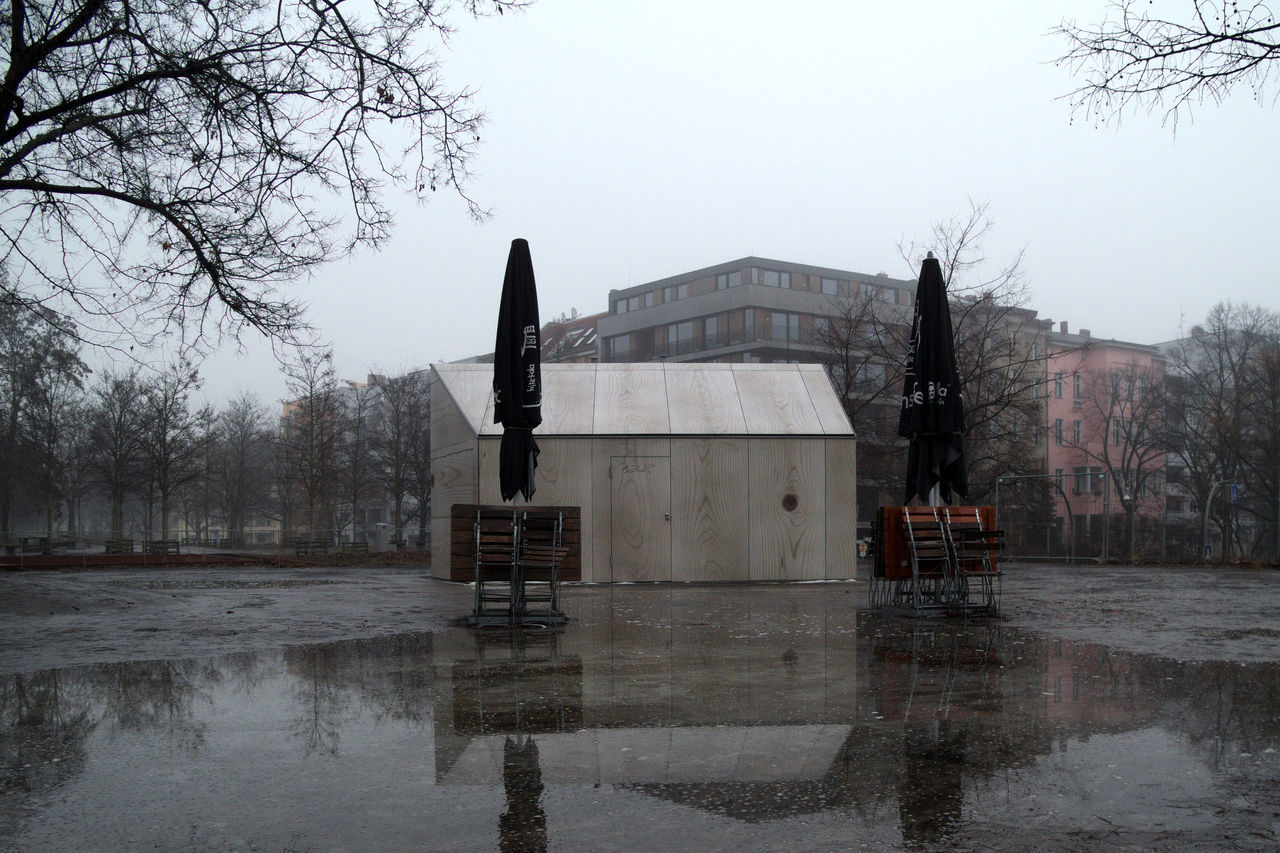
[1056, 1, 1280, 127]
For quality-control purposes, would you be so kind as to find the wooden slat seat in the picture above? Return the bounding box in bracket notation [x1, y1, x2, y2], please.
[516, 510, 568, 622]
[472, 508, 519, 624]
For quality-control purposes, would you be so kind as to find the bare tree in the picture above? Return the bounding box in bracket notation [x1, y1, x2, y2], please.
[815, 201, 1045, 514]
[281, 349, 339, 537]
[1056, 1, 1280, 127]
[211, 391, 273, 544]
[1164, 302, 1280, 557]
[370, 369, 430, 547]
[0, 280, 85, 535]
[22, 341, 88, 537]
[85, 369, 149, 539]
[0, 0, 526, 351]
[140, 362, 211, 540]
[335, 379, 379, 542]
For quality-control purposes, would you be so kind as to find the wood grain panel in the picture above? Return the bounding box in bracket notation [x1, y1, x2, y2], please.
[610, 455, 671, 582]
[735, 368, 821, 435]
[433, 365, 494, 434]
[432, 447, 478, 519]
[593, 367, 671, 434]
[824, 438, 858, 580]
[800, 367, 855, 435]
[670, 439, 749, 581]
[664, 369, 748, 435]
[748, 438, 826, 580]
[476, 437, 502, 505]
[541, 367, 596, 434]
[430, 375, 479, 454]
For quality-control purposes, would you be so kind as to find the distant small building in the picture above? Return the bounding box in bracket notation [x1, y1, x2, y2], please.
[430, 362, 858, 583]
[541, 309, 604, 363]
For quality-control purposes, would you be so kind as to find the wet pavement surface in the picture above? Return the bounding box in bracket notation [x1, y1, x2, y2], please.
[1, 564, 1278, 851]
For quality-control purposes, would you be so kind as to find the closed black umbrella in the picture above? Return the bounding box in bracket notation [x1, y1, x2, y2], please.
[493, 238, 542, 502]
[898, 253, 967, 505]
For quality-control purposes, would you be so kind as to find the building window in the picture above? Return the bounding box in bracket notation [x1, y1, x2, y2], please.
[613, 300, 627, 315]
[1055, 468, 1065, 493]
[813, 316, 831, 339]
[1054, 418, 1064, 445]
[703, 315, 720, 348]
[770, 311, 801, 343]
[608, 335, 631, 361]
[1072, 419, 1082, 444]
[758, 268, 790, 288]
[716, 271, 741, 290]
[821, 277, 840, 295]
[879, 287, 898, 304]
[1113, 418, 1129, 446]
[644, 291, 654, 308]
[1054, 372, 1064, 398]
[664, 283, 688, 302]
[1073, 373, 1083, 399]
[669, 321, 695, 356]
[743, 308, 756, 342]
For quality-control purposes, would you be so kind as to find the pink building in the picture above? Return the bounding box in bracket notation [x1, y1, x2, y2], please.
[1044, 322, 1166, 551]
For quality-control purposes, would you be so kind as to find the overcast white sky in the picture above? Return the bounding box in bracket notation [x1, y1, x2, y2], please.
[194, 0, 1280, 407]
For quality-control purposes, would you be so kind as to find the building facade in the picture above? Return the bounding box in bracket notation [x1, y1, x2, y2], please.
[596, 257, 915, 365]
[1044, 322, 1166, 556]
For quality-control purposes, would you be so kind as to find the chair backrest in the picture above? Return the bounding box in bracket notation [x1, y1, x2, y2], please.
[519, 510, 563, 549]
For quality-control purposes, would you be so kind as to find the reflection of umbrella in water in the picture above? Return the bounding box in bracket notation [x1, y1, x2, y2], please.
[493, 238, 543, 502]
[898, 252, 967, 505]
[499, 735, 547, 853]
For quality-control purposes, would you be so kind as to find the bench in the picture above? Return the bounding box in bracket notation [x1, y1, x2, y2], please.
[105, 538, 135, 555]
[145, 539, 181, 555]
[293, 537, 331, 556]
[340, 540, 369, 554]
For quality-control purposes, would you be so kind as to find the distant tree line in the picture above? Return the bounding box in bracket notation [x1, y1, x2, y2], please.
[0, 294, 432, 548]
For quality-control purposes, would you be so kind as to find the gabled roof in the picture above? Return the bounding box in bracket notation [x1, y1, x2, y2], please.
[431, 363, 854, 437]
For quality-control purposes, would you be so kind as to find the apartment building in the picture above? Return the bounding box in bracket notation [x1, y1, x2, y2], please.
[596, 257, 915, 364]
[1044, 322, 1166, 552]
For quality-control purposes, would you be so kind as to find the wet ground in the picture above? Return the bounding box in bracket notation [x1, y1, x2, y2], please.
[1, 563, 1278, 851]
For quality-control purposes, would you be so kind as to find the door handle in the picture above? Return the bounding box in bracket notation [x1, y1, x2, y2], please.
[664, 512, 670, 521]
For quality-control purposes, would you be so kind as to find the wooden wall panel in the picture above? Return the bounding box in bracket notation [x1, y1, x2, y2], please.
[430, 446, 478, 578]
[735, 368, 820, 435]
[670, 439, 749, 582]
[593, 368, 671, 434]
[430, 515, 453, 578]
[824, 438, 858, 580]
[541, 369, 596, 434]
[748, 438, 826, 580]
[665, 370, 747, 435]
[430, 375, 479, 457]
[433, 367, 493, 434]
[477, 438, 502, 505]
[800, 367, 855, 435]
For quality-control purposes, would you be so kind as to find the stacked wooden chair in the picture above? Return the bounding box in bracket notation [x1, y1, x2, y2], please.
[469, 507, 568, 627]
[870, 505, 1003, 617]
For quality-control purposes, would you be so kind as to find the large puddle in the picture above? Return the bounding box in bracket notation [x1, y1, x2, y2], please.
[2, 587, 1278, 851]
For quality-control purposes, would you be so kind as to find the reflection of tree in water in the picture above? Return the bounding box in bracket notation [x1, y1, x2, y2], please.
[285, 642, 349, 755]
[282, 633, 437, 756]
[88, 659, 214, 752]
[0, 670, 95, 835]
[499, 735, 547, 853]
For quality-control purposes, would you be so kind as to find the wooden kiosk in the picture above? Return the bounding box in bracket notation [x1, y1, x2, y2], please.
[869, 505, 1003, 617]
